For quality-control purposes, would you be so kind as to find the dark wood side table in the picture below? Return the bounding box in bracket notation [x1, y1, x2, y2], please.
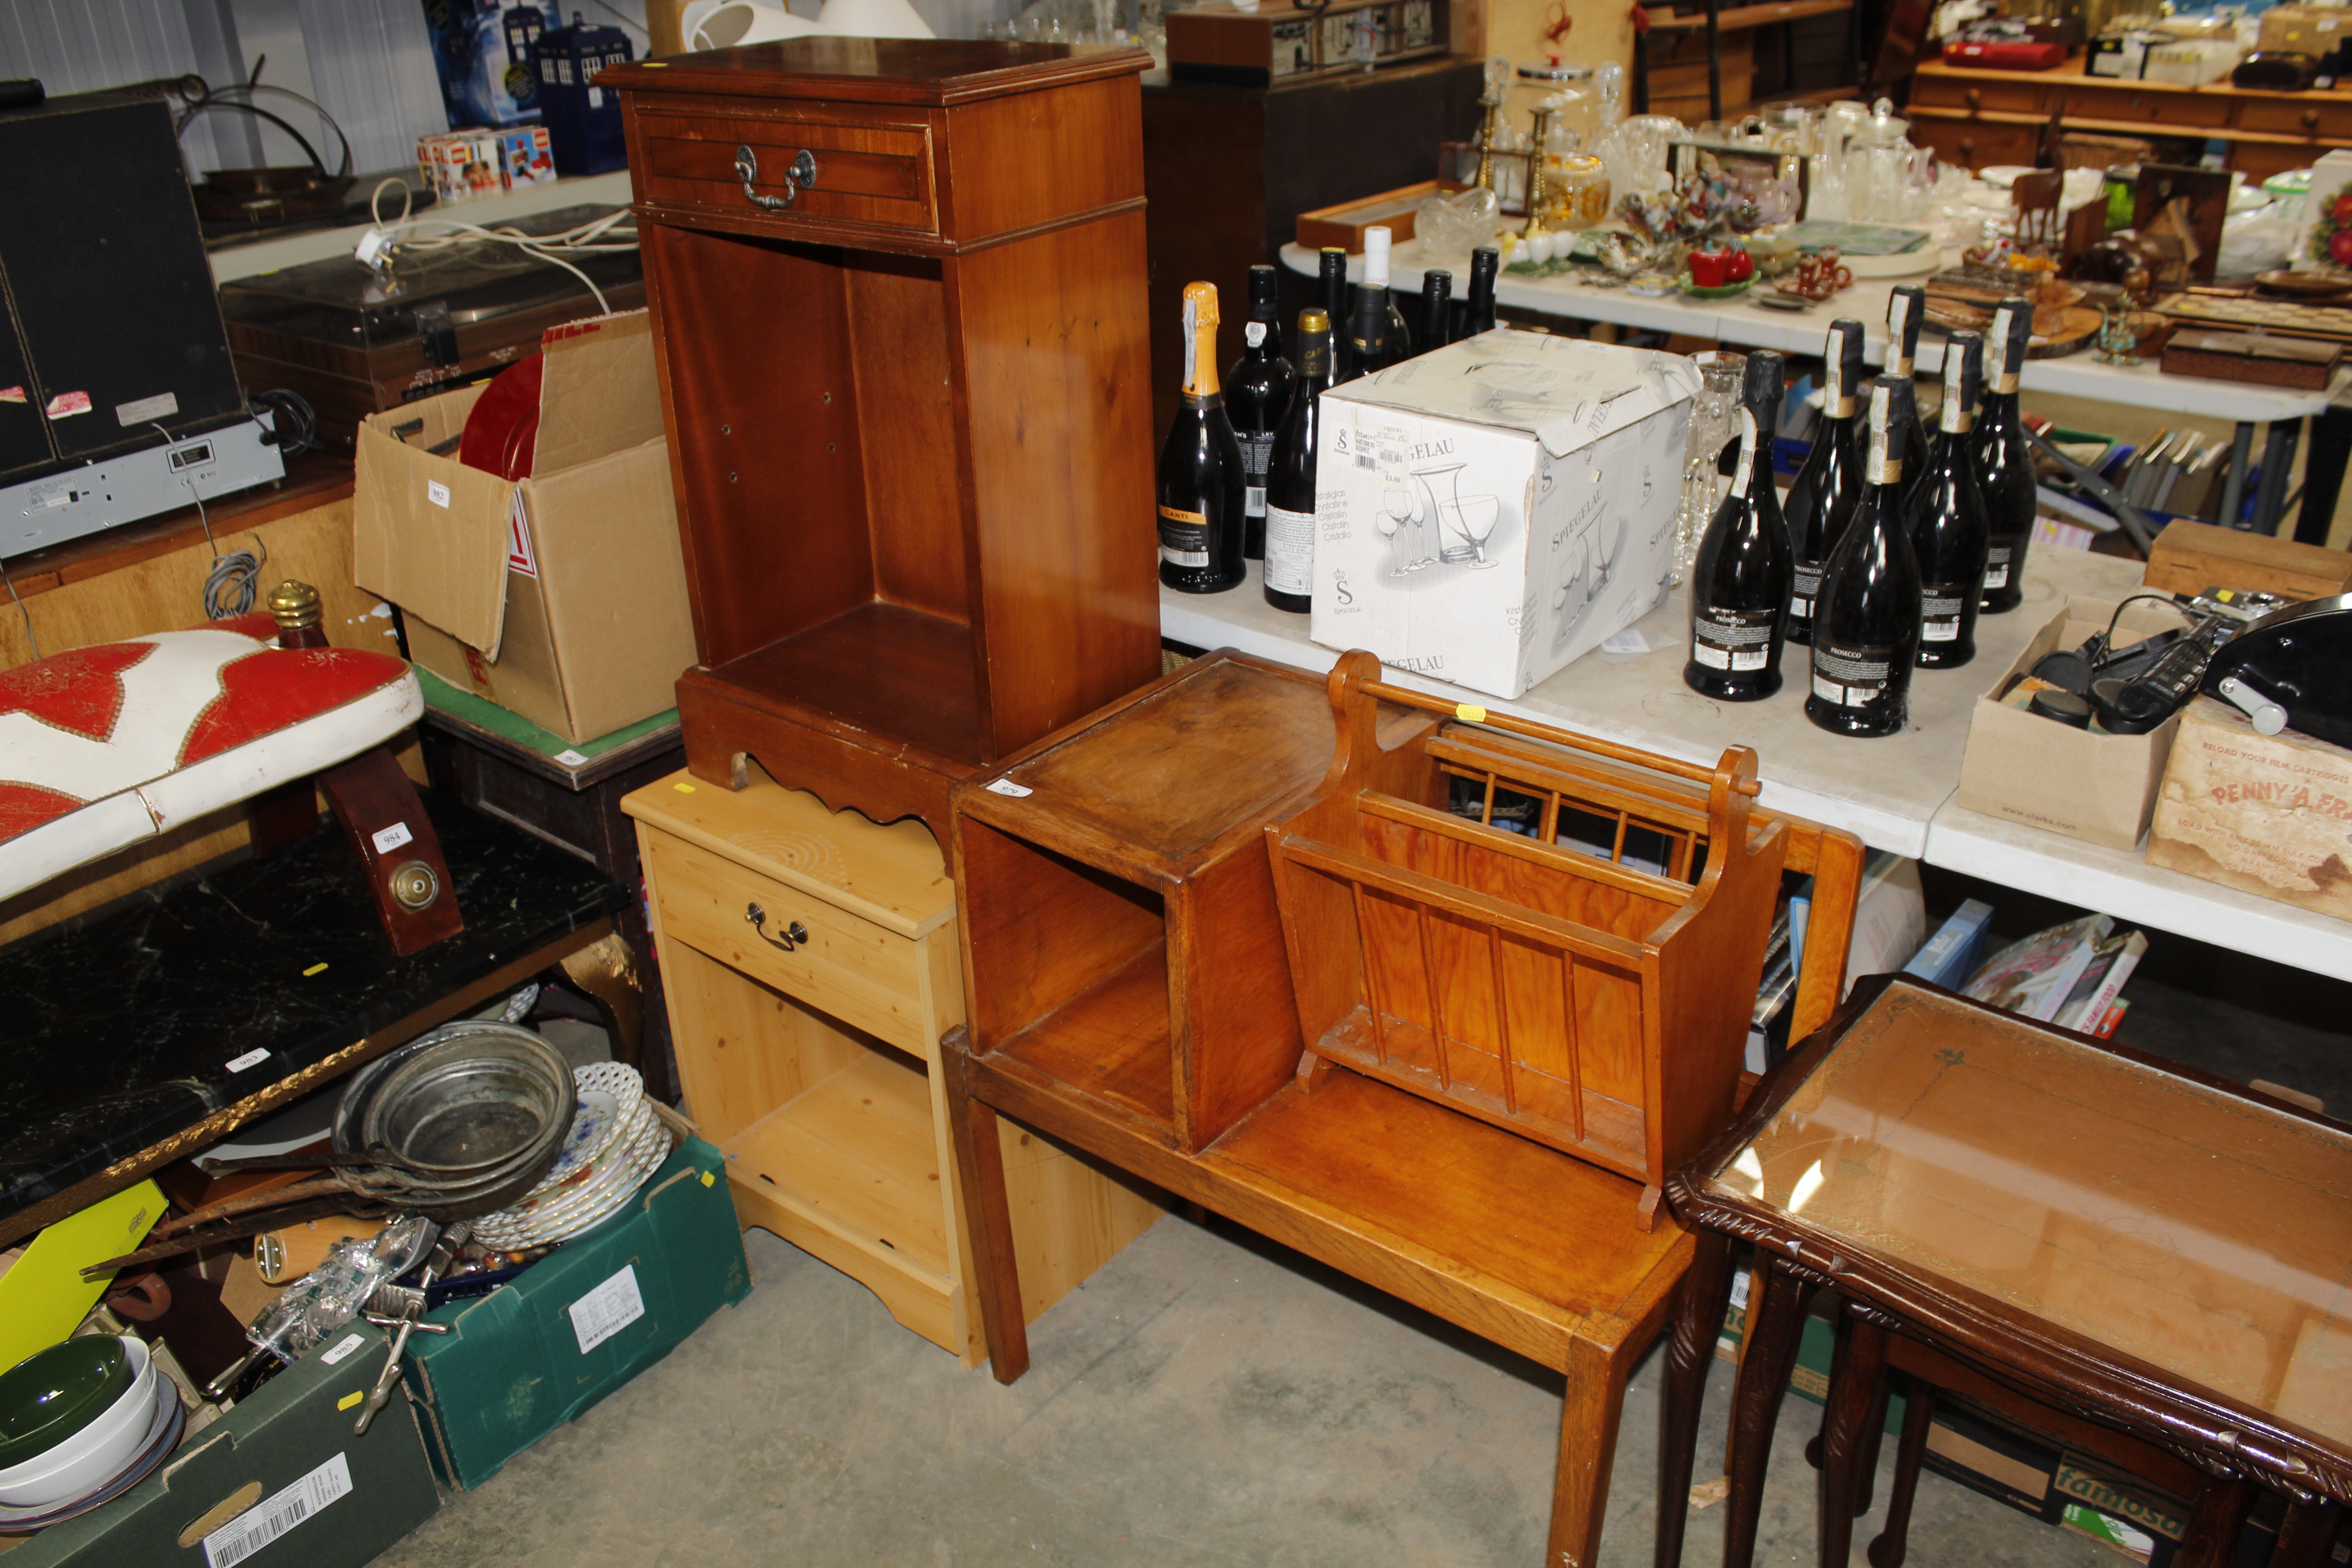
[413, 671, 685, 1101]
[1654, 975, 2352, 1568]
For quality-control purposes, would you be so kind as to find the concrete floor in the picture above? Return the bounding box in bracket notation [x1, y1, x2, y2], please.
[374, 1212, 2125, 1568]
[370, 941, 2345, 1568]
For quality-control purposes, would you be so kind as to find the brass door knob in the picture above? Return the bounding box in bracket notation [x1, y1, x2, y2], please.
[388, 860, 440, 911]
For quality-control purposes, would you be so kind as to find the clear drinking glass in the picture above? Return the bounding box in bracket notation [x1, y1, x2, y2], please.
[1676, 349, 1746, 583]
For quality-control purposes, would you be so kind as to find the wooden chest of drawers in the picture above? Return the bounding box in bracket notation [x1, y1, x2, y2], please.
[625, 766, 1162, 1363]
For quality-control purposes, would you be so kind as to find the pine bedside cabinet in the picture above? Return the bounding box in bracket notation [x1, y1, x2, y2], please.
[624, 766, 1163, 1362]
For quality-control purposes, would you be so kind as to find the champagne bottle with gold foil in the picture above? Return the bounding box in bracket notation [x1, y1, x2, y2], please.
[1157, 282, 1246, 594]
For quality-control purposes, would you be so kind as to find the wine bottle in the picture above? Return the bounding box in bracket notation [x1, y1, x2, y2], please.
[1805, 374, 1924, 738]
[1318, 246, 1354, 382]
[1886, 283, 1931, 482]
[1225, 264, 1296, 561]
[1349, 225, 1408, 374]
[1973, 295, 2037, 614]
[1264, 308, 1338, 614]
[1419, 269, 1453, 356]
[1157, 280, 1246, 595]
[1685, 350, 1793, 701]
[1462, 246, 1499, 338]
[1781, 318, 1867, 647]
[1908, 329, 1990, 669]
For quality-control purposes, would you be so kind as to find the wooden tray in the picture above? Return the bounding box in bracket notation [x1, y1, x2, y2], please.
[1295, 178, 1459, 254]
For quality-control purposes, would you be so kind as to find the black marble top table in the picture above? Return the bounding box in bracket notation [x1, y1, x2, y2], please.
[0, 793, 627, 1244]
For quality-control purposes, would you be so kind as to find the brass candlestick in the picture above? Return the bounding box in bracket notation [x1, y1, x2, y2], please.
[1523, 107, 1557, 240]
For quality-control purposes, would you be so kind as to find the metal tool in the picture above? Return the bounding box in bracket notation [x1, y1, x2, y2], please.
[354, 1222, 467, 1434]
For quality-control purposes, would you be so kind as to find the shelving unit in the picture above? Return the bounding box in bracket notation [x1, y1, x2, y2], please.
[625, 766, 1163, 1363]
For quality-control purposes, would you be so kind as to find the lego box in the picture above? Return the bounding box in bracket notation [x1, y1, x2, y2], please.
[1309, 329, 1695, 699]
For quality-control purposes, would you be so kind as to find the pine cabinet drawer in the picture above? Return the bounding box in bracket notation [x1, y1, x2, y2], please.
[636, 105, 938, 239]
[644, 829, 937, 1056]
[2237, 98, 2352, 139]
[2068, 86, 2232, 129]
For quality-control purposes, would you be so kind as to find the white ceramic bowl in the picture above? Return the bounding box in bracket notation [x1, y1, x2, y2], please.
[0, 1338, 155, 1509]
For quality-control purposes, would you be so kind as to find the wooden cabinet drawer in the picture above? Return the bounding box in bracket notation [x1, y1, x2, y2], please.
[637, 106, 938, 238]
[1917, 78, 2048, 114]
[2068, 85, 2232, 129]
[2237, 98, 2352, 139]
[1915, 116, 2039, 172]
[644, 829, 937, 1057]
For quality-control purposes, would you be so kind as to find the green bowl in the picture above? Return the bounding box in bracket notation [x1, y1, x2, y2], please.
[0, 1338, 134, 1473]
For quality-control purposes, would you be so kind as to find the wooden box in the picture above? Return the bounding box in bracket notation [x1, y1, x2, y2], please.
[951, 651, 1436, 1152]
[1293, 178, 1452, 254]
[607, 41, 1166, 843]
[2143, 518, 2352, 601]
[2146, 696, 2352, 921]
[2160, 328, 2344, 390]
[1265, 654, 1792, 1216]
[624, 766, 1163, 1362]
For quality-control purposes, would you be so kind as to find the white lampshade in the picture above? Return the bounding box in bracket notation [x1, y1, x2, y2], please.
[685, 0, 831, 47]
[816, 0, 937, 38]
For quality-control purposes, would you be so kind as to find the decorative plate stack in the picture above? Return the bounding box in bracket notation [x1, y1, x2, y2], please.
[468, 1063, 673, 1250]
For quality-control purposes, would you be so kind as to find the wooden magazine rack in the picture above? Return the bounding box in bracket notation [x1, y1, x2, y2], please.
[1268, 651, 1845, 1224]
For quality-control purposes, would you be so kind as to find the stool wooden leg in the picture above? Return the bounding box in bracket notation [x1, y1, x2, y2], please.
[1656, 1232, 1735, 1568]
[1866, 1377, 1933, 1568]
[1550, 1318, 1637, 1568]
[2178, 1476, 2257, 1568]
[1818, 1309, 1888, 1568]
[938, 1029, 1029, 1384]
[1726, 1262, 1817, 1568]
[2271, 1500, 2344, 1568]
[320, 747, 463, 956]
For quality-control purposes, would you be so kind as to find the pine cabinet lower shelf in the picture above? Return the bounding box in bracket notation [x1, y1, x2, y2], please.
[626, 767, 1164, 1365]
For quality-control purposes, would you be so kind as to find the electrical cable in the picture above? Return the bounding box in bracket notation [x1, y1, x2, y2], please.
[2, 560, 35, 662]
[359, 207, 639, 315]
[153, 423, 269, 618]
[250, 388, 321, 457]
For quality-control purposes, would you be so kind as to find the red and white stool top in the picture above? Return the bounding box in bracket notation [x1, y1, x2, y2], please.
[0, 615, 420, 900]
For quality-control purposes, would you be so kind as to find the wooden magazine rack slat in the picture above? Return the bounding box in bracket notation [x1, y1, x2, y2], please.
[1268, 651, 1862, 1225]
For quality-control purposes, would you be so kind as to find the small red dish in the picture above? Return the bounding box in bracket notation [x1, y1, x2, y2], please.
[457, 355, 545, 481]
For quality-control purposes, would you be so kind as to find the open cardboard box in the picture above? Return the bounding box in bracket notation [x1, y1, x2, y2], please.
[1955, 595, 2195, 852]
[353, 310, 695, 745]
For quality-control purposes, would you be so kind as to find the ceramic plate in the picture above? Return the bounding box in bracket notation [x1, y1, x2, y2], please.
[0, 1378, 182, 1533]
[1679, 278, 1753, 300]
[475, 1117, 672, 1248]
[1979, 165, 2034, 189]
[471, 1107, 664, 1244]
[539, 1088, 622, 1187]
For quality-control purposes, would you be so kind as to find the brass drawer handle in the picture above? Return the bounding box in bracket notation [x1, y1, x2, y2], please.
[735, 144, 818, 210]
[1965, 88, 1981, 110]
[746, 902, 808, 951]
[2304, 110, 2323, 132]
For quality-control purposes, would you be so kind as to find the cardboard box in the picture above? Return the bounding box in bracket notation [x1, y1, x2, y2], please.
[495, 124, 555, 188]
[2146, 696, 2352, 920]
[1955, 596, 2193, 851]
[2259, 3, 2348, 61]
[353, 310, 696, 744]
[405, 1134, 749, 1490]
[415, 129, 505, 203]
[1310, 329, 1695, 699]
[3, 1325, 439, 1567]
[2143, 519, 2352, 602]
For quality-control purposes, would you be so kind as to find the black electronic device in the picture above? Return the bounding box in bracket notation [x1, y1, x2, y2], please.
[2091, 620, 2230, 735]
[2200, 592, 2352, 747]
[0, 90, 248, 488]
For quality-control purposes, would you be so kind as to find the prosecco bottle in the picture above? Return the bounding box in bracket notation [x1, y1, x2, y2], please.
[1225, 264, 1295, 560]
[1462, 245, 1499, 337]
[1264, 309, 1339, 614]
[1805, 375, 1924, 738]
[1348, 225, 1409, 374]
[1318, 246, 1353, 382]
[1908, 329, 1990, 669]
[1419, 269, 1453, 356]
[1782, 318, 1868, 647]
[1157, 281, 1246, 594]
[1973, 296, 2037, 614]
[1886, 283, 1931, 487]
[1685, 350, 1793, 701]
